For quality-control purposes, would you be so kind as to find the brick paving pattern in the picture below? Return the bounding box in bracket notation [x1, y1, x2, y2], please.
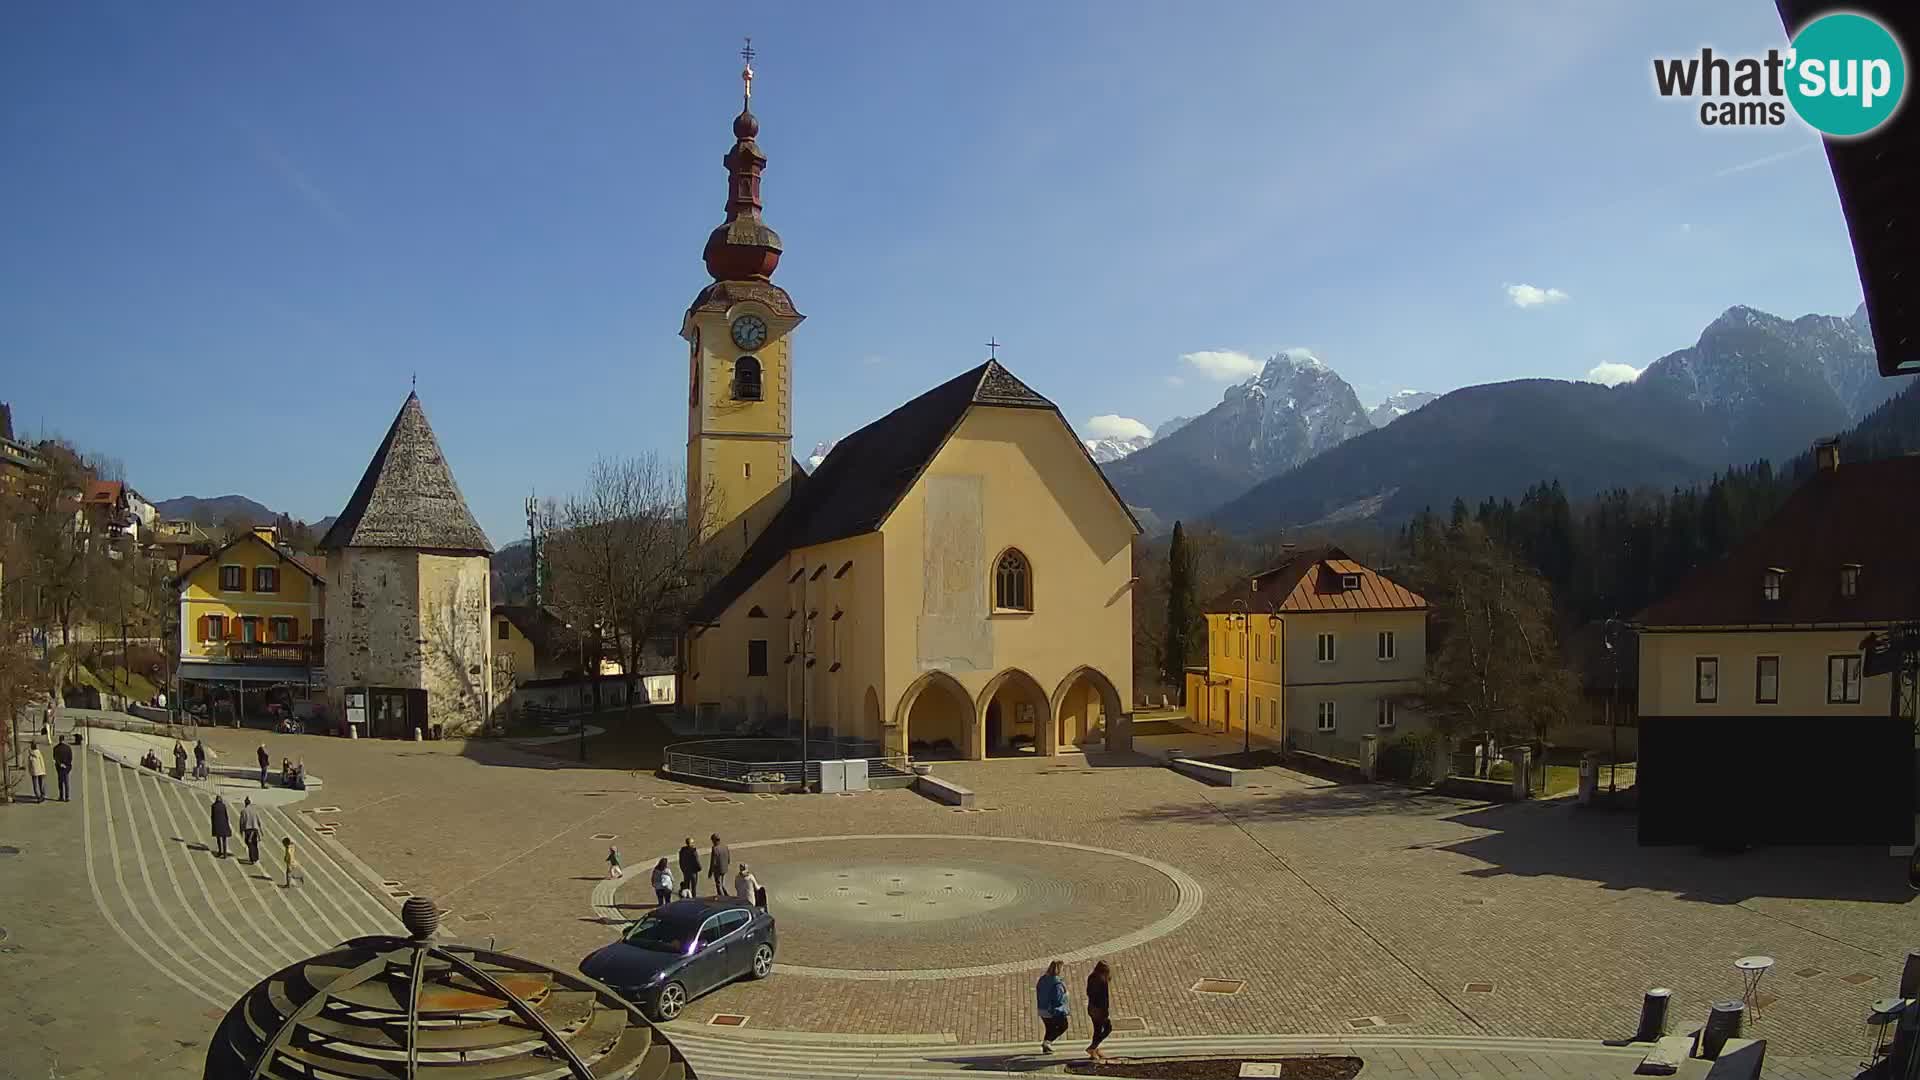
[2, 719, 1897, 1078]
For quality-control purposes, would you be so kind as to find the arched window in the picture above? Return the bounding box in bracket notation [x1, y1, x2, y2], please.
[732, 356, 763, 401]
[994, 549, 1032, 611]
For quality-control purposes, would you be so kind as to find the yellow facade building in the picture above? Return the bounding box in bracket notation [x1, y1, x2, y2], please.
[1187, 547, 1428, 753]
[175, 527, 328, 714]
[681, 66, 1137, 761]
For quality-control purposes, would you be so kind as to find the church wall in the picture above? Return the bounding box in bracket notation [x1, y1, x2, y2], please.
[687, 531, 885, 743]
[881, 405, 1136, 742]
[415, 551, 493, 736]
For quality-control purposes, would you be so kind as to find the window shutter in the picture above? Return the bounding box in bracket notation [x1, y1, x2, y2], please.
[198, 615, 209, 642]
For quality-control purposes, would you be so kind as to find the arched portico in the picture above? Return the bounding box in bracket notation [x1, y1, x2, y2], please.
[897, 671, 973, 760]
[976, 668, 1053, 757]
[1052, 666, 1123, 749]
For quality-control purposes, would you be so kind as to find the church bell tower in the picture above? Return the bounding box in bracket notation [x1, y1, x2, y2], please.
[682, 40, 804, 554]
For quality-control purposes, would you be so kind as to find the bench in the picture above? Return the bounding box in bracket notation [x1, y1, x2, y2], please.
[913, 774, 974, 808]
[1169, 758, 1250, 788]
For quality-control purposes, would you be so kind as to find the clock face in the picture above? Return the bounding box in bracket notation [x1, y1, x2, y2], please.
[730, 314, 769, 350]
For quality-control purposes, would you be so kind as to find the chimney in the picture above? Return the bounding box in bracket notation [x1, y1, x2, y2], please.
[1814, 437, 1841, 474]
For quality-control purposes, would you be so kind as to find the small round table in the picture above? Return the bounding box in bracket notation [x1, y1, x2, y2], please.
[1735, 956, 1775, 1022]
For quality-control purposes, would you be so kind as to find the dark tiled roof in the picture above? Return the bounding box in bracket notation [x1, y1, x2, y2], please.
[318, 393, 492, 554]
[1777, 0, 1917, 375]
[1204, 545, 1427, 614]
[172, 533, 327, 587]
[690, 360, 1135, 623]
[1638, 455, 1920, 627]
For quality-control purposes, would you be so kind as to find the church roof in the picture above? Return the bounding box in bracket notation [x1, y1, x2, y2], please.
[690, 360, 1137, 624]
[319, 393, 493, 554]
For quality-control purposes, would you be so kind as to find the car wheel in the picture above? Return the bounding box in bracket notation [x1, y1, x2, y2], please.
[652, 982, 688, 1022]
[749, 943, 774, 980]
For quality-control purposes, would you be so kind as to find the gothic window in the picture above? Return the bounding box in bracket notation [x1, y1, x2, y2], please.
[733, 356, 763, 401]
[994, 549, 1032, 611]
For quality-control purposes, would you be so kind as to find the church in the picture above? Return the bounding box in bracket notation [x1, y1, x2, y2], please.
[681, 55, 1137, 761]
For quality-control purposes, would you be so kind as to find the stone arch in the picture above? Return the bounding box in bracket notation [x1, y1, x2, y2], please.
[896, 671, 973, 761]
[1052, 666, 1124, 749]
[976, 667, 1053, 757]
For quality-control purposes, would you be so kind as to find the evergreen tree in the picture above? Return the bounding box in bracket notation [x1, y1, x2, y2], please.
[1161, 522, 1196, 695]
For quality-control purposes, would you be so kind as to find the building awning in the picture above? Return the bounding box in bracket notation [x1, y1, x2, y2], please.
[179, 663, 317, 685]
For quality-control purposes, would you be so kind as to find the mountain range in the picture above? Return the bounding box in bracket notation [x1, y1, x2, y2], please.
[151, 494, 335, 538]
[1198, 303, 1906, 535]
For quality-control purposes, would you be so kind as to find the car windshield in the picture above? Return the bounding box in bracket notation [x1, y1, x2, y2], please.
[621, 912, 696, 952]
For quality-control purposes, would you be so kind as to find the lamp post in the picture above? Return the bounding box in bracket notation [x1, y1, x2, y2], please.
[1603, 617, 1621, 795]
[1229, 600, 1251, 756]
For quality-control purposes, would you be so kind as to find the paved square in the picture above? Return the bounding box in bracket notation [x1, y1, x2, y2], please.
[6, 719, 1902, 1079]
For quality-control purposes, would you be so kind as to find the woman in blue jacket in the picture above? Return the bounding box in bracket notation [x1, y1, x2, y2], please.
[1035, 960, 1070, 1053]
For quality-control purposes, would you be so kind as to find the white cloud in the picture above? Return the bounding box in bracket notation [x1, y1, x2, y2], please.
[1679, 223, 1693, 234]
[1586, 362, 1642, 386]
[1084, 414, 1153, 441]
[1181, 349, 1261, 381]
[1162, 375, 1185, 388]
[1506, 283, 1570, 308]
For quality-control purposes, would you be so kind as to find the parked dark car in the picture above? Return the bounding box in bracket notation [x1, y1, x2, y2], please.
[579, 899, 775, 1021]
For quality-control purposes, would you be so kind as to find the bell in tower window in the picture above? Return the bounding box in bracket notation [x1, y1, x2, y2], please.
[733, 355, 763, 401]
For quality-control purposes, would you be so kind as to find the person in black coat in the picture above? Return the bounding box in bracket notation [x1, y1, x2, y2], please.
[1086, 960, 1115, 1059]
[707, 834, 731, 898]
[192, 738, 208, 780]
[210, 794, 233, 857]
[677, 838, 701, 899]
[52, 739, 74, 801]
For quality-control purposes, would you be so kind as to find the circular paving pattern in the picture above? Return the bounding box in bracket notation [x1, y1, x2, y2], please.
[594, 834, 1204, 981]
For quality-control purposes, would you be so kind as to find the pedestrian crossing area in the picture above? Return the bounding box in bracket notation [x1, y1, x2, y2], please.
[78, 744, 403, 1011]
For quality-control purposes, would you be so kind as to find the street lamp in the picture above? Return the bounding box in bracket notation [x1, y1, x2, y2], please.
[1228, 600, 1251, 756]
[1603, 617, 1622, 795]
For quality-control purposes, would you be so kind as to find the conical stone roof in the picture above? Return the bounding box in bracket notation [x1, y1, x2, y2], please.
[319, 393, 493, 554]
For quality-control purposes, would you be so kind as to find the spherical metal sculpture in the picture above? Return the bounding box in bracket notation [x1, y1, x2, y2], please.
[204, 896, 694, 1080]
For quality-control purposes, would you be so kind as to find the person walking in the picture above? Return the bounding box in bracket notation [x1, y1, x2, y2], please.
[707, 834, 731, 898]
[193, 738, 208, 780]
[52, 738, 73, 801]
[238, 797, 262, 864]
[677, 838, 701, 899]
[1035, 960, 1070, 1054]
[606, 845, 624, 879]
[282, 837, 305, 887]
[256, 743, 270, 788]
[210, 794, 233, 857]
[651, 859, 675, 907]
[172, 740, 188, 780]
[733, 863, 759, 904]
[1086, 961, 1114, 1060]
[27, 744, 48, 803]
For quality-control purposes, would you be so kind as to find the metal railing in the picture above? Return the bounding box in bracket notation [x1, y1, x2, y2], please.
[663, 738, 916, 787]
[1285, 729, 1366, 765]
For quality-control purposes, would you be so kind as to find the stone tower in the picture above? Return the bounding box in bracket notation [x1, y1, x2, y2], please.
[319, 393, 495, 737]
[681, 47, 805, 555]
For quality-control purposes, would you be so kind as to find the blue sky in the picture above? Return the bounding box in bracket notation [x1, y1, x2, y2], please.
[0, 1, 1869, 544]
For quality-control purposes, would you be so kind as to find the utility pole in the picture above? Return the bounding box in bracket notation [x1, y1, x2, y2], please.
[525, 494, 543, 606]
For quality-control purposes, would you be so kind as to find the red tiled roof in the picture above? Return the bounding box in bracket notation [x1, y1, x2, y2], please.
[1637, 455, 1920, 627]
[178, 554, 210, 578]
[83, 480, 123, 504]
[1203, 545, 1427, 614]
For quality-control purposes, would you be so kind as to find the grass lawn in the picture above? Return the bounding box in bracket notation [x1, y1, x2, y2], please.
[1483, 761, 1638, 796]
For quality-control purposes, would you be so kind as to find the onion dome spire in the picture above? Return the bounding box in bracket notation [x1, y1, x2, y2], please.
[703, 37, 783, 282]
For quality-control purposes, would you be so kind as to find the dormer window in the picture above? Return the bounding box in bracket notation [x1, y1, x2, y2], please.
[1840, 564, 1861, 599]
[1762, 568, 1784, 602]
[732, 356, 763, 401]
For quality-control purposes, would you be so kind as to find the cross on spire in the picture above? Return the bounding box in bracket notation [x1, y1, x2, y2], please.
[740, 36, 755, 101]
[985, 337, 1001, 360]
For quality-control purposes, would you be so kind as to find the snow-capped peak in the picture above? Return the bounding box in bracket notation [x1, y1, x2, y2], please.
[806, 439, 838, 470]
[1368, 390, 1439, 428]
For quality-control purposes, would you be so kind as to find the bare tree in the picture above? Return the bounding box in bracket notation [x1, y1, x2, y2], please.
[1407, 520, 1577, 774]
[544, 456, 724, 729]
[3, 440, 113, 652]
[0, 613, 52, 802]
[422, 576, 492, 735]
